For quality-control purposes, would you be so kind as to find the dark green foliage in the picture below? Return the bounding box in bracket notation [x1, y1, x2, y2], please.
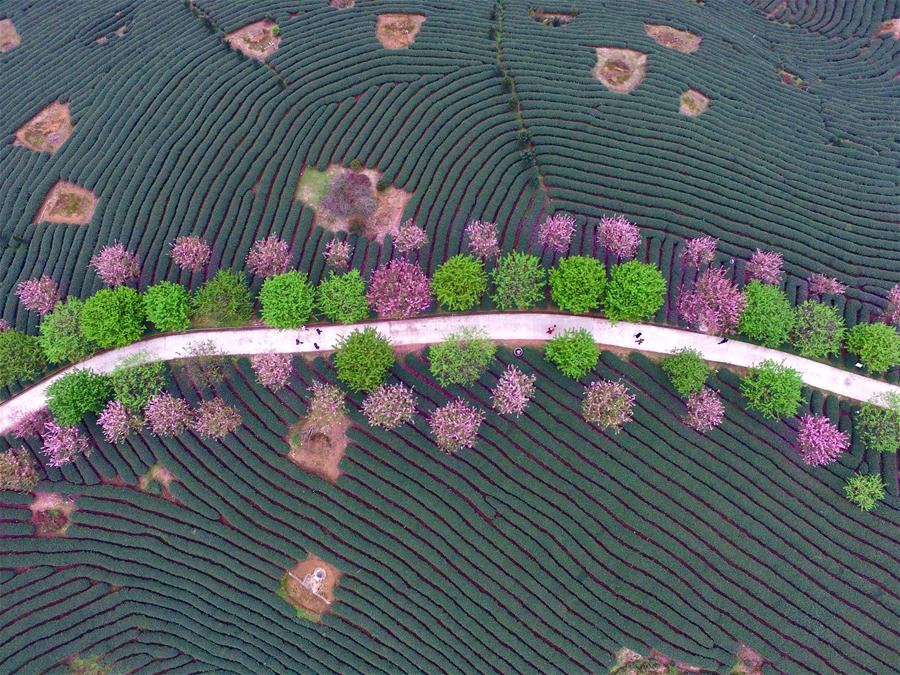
[46, 368, 113, 426]
[192, 269, 253, 327]
[740, 360, 803, 420]
[428, 327, 496, 386]
[549, 256, 606, 314]
[490, 251, 546, 310]
[857, 393, 900, 454]
[259, 271, 315, 329]
[333, 327, 395, 392]
[660, 348, 710, 397]
[544, 328, 599, 379]
[143, 281, 191, 333]
[81, 286, 146, 349]
[0, 329, 46, 387]
[604, 261, 666, 322]
[791, 301, 845, 359]
[431, 255, 487, 311]
[111, 356, 167, 413]
[847, 323, 899, 373]
[738, 281, 794, 348]
[38, 298, 97, 365]
[316, 270, 369, 324]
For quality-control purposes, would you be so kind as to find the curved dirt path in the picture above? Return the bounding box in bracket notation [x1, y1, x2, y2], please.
[1, 312, 897, 433]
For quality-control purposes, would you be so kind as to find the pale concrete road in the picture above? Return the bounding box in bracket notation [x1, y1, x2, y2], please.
[1, 313, 896, 434]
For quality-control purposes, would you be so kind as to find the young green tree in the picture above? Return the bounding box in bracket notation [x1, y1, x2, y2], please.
[660, 348, 710, 397]
[143, 281, 191, 333]
[856, 392, 899, 454]
[191, 269, 253, 327]
[0, 330, 46, 387]
[847, 322, 899, 373]
[740, 360, 803, 420]
[428, 327, 496, 386]
[316, 270, 369, 324]
[431, 255, 487, 311]
[490, 251, 546, 310]
[111, 355, 167, 413]
[46, 369, 113, 426]
[844, 473, 886, 512]
[544, 328, 600, 379]
[259, 270, 315, 329]
[38, 298, 97, 365]
[549, 256, 606, 314]
[790, 300, 846, 359]
[604, 260, 667, 322]
[333, 327, 395, 392]
[80, 286, 146, 349]
[738, 280, 794, 347]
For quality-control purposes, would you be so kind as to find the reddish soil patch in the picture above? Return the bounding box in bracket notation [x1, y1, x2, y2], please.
[644, 24, 701, 53]
[529, 9, 574, 26]
[330, 0, 355, 8]
[287, 414, 351, 483]
[138, 464, 179, 502]
[874, 18, 900, 39]
[14, 102, 73, 154]
[376, 13, 426, 49]
[34, 181, 98, 225]
[225, 20, 280, 61]
[593, 48, 647, 93]
[679, 88, 709, 116]
[610, 647, 701, 674]
[30, 492, 76, 537]
[280, 556, 342, 621]
[777, 67, 807, 89]
[0, 18, 20, 52]
[731, 644, 767, 675]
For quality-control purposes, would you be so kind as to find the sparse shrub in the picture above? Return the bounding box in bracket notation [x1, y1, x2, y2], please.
[596, 214, 641, 260]
[178, 339, 228, 390]
[682, 236, 717, 268]
[685, 387, 724, 432]
[661, 348, 710, 397]
[306, 381, 345, 429]
[740, 360, 803, 420]
[545, 328, 599, 379]
[796, 414, 849, 466]
[738, 280, 794, 347]
[375, 179, 389, 192]
[537, 212, 577, 254]
[0, 448, 39, 492]
[366, 259, 432, 319]
[349, 158, 362, 172]
[16, 276, 60, 315]
[0, 329, 46, 387]
[271, 24, 281, 36]
[807, 273, 845, 297]
[393, 219, 428, 254]
[143, 281, 191, 333]
[194, 398, 242, 439]
[246, 235, 292, 278]
[97, 400, 143, 444]
[362, 383, 417, 429]
[144, 393, 192, 436]
[847, 322, 899, 373]
[549, 256, 606, 314]
[46, 368, 113, 426]
[582, 380, 634, 433]
[887, 284, 900, 327]
[429, 327, 496, 386]
[791, 301, 846, 359]
[333, 327, 395, 392]
[429, 399, 484, 453]
[192, 269, 253, 327]
[321, 171, 376, 218]
[857, 392, 899, 453]
[90, 243, 141, 286]
[431, 255, 487, 311]
[678, 266, 745, 335]
[81, 286, 146, 348]
[604, 261, 667, 322]
[10, 408, 52, 439]
[491, 365, 536, 417]
[38, 298, 97, 364]
[746, 249, 783, 285]
[323, 238, 353, 270]
[110, 355, 166, 413]
[250, 353, 293, 391]
[316, 270, 369, 324]
[41, 422, 90, 467]
[259, 271, 315, 329]
[490, 251, 546, 310]
[170, 236, 211, 272]
[844, 473, 886, 512]
[465, 220, 500, 258]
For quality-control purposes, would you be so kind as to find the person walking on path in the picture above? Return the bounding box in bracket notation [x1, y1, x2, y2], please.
[546, 324, 557, 335]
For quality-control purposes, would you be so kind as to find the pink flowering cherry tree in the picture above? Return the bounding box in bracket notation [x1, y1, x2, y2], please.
[246, 235, 292, 278]
[537, 212, 577, 254]
[465, 220, 500, 259]
[887, 284, 900, 327]
[0, 447, 40, 492]
[491, 365, 536, 417]
[91, 243, 141, 286]
[746, 249, 783, 285]
[41, 422, 90, 467]
[677, 266, 746, 335]
[796, 414, 850, 466]
[194, 398, 242, 439]
[16, 276, 60, 315]
[170, 236, 211, 272]
[0, 319, 8, 331]
[597, 215, 641, 260]
[429, 399, 484, 454]
[393, 219, 428, 255]
[323, 238, 353, 270]
[807, 273, 846, 297]
[366, 259, 433, 319]
[97, 400, 144, 444]
[682, 236, 717, 268]
[362, 383, 417, 429]
[685, 388, 724, 432]
[144, 393, 192, 436]
[250, 353, 293, 391]
[10, 408, 52, 439]
[582, 380, 635, 433]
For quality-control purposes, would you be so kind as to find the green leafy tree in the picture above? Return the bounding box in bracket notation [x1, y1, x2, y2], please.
[660, 348, 710, 397]
[0, 330, 46, 387]
[316, 270, 369, 324]
[429, 327, 496, 386]
[111, 355, 167, 413]
[259, 271, 315, 329]
[333, 327, 395, 392]
[549, 256, 606, 314]
[604, 260, 666, 322]
[740, 360, 803, 420]
[490, 251, 546, 310]
[431, 255, 487, 311]
[844, 473, 886, 512]
[857, 392, 900, 453]
[544, 328, 599, 379]
[847, 323, 900, 373]
[738, 280, 794, 347]
[143, 281, 190, 333]
[191, 269, 253, 327]
[791, 300, 846, 359]
[38, 298, 97, 365]
[80, 286, 146, 349]
[47, 369, 113, 426]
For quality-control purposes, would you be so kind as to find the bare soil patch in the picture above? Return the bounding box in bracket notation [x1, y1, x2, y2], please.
[731, 644, 766, 675]
[679, 88, 709, 116]
[874, 18, 900, 39]
[14, 102, 73, 154]
[30, 492, 76, 537]
[644, 24, 701, 53]
[529, 9, 574, 26]
[330, 0, 355, 8]
[280, 556, 342, 621]
[777, 67, 807, 89]
[225, 20, 280, 61]
[139, 464, 179, 502]
[0, 18, 20, 52]
[376, 13, 426, 49]
[35, 181, 98, 225]
[287, 414, 351, 483]
[610, 647, 701, 674]
[592, 48, 647, 93]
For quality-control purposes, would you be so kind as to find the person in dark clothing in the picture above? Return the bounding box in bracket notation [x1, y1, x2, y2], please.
[718, 337, 728, 344]
[634, 332, 642, 339]
[314, 343, 320, 350]
[316, 328, 322, 335]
